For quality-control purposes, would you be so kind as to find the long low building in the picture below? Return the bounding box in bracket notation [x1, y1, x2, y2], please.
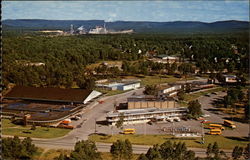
[96, 81, 140, 91]
[2, 86, 102, 124]
[127, 95, 177, 109]
[106, 107, 188, 125]
[4, 86, 102, 104]
[157, 84, 182, 97]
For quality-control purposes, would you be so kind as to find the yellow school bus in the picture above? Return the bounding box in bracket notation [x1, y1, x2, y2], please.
[224, 120, 236, 129]
[123, 128, 136, 134]
[208, 129, 222, 135]
[209, 124, 225, 130]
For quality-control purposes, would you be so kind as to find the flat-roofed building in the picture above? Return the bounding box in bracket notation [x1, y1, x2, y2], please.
[2, 86, 102, 125]
[127, 95, 177, 109]
[96, 81, 140, 91]
[4, 86, 102, 104]
[106, 107, 187, 125]
[158, 84, 182, 97]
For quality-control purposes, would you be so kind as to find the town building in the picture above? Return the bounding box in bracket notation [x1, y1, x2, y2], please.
[157, 54, 179, 61]
[106, 107, 188, 125]
[148, 54, 179, 64]
[223, 75, 238, 83]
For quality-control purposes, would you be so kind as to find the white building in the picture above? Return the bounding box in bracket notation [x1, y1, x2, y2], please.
[106, 107, 187, 125]
[96, 81, 140, 91]
[223, 75, 238, 83]
[117, 82, 140, 91]
[158, 84, 182, 97]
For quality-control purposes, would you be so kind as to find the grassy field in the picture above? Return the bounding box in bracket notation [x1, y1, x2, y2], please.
[86, 60, 122, 69]
[183, 87, 225, 102]
[89, 134, 248, 149]
[140, 75, 195, 86]
[2, 119, 71, 139]
[36, 149, 71, 160]
[36, 149, 139, 160]
[95, 88, 132, 96]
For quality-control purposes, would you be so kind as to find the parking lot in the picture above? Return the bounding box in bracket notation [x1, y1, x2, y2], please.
[93, 91, 249, 137]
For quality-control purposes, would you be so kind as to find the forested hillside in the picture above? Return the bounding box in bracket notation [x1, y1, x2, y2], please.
[2, 33, 249, 88]
[3, 19, 249, 34]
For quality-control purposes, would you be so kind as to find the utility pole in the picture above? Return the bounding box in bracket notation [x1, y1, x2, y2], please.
[144, 122, 147, 135]
[111, 125, 113, 136]
[95, 118, 97, 133]
[172, 120, 175, 136]
[201, 122, 205, 144]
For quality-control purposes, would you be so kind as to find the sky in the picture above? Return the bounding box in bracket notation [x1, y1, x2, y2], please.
[2, 1, 249, 22]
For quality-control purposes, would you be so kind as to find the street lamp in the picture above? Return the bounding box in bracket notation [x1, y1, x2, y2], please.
[201, 122, 205, 144]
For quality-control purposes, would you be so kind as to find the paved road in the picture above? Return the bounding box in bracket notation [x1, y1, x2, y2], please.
[32, 139, 233, 158]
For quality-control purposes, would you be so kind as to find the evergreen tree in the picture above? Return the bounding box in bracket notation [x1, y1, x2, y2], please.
[232, 146, 243, 160]
[188, 100, 202, 118]
[145, 145, 162, 160]
[69, 140, 102, 160]
[110, 139, 133, 160]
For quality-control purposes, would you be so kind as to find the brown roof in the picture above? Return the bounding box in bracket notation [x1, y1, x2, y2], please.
[4, 86, 93, 103]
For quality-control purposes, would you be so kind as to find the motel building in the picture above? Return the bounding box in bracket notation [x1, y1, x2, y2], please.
[106, 107, 188, 126]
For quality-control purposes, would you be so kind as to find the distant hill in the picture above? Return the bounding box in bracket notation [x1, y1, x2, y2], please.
[2, 19, 249, 34]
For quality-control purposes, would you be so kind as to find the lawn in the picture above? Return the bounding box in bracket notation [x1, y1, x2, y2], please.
[36, 149, 71, 160]
[140, 75, 193, 86]
[89, 134, 248, 149]
[95, 88, 132, 96]
[37, 149, 139, 160]
[2, 119, 71, 139]
[183, 87, 224, 102]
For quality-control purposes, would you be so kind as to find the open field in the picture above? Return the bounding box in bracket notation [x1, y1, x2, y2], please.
[89, 134, 248, 149]
[183, 87, 225, 102]
[140, 75, 195, 86]
[36, 149, 71, 160]
[2, 119, 71, 139]
[86, 60, 122, 70]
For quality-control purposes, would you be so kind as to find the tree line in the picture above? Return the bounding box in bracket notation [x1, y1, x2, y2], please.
[2, 136, 249, 160]
[3, 33, 249, 88]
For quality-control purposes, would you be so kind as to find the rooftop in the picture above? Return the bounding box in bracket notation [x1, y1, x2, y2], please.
[107, 107, 187, 117]
[4, 86, 94, 103]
